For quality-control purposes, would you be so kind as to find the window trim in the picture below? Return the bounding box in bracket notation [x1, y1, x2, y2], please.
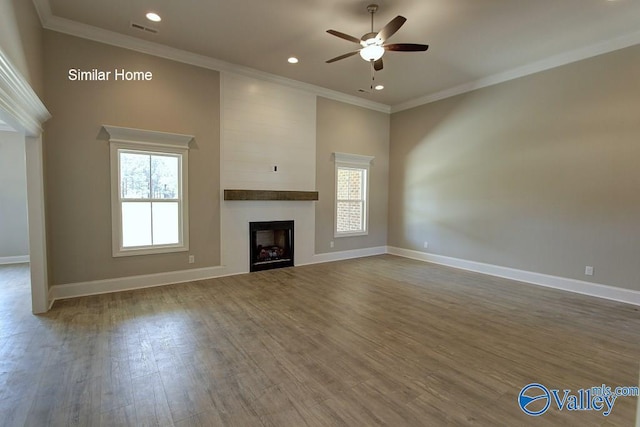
[103, 125, 193, 257]
[333, 152, 374, 238]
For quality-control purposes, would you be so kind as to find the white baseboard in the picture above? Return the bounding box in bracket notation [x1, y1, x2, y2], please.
[49, 246, 388, 304]
[0, 255, 30, 265]
[304, 246, 387, 266]
[49, 245, 639, 308]
[49, 265, 228, 304]
[387, 246, 640, 307]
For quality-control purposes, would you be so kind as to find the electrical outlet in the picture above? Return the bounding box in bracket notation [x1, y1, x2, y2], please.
[423, 241, 429, 249]
[585, 266, 593, 276]
[188, 255, 195, 264]
[330, 241, 334, 248]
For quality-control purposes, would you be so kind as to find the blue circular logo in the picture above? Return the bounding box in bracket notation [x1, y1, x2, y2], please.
[518, 383, 551, 416]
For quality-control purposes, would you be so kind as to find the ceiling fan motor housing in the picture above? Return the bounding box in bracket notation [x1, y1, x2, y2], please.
[361, 32, 379, 44]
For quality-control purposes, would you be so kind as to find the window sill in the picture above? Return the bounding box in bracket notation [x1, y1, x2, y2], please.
[113, 244, 188, 257]
[334, 231, 368, 238]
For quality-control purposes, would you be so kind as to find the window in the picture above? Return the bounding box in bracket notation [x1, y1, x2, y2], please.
[334, 152, 374, 237]
[104, 125, 193, 257]
[336, 167, 366, 234]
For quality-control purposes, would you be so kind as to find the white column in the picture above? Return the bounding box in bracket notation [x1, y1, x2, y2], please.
[25, 134, 49, 313]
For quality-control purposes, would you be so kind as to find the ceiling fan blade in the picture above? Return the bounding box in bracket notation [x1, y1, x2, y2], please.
[377, 16, 407, 41]
[327, 30, 362, 44]
[373, 58, 383, 71]
[384, 43, 429, 52]
[326, 51, 360, 63]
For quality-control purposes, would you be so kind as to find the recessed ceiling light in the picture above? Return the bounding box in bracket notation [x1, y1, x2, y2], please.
[146, 12, 161, 22]
[375, 84, 384, 91]
[288, 57, 299, 64]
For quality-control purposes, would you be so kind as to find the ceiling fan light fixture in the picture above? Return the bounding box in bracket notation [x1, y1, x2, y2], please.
[360, 44, 384, 61]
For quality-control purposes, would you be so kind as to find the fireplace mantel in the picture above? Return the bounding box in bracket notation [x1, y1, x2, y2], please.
[224, 189, 319, 201]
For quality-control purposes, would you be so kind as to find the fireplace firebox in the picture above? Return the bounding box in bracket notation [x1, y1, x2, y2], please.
[249, 221, 294, 272]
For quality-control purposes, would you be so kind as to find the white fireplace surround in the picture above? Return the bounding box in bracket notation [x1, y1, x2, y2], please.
[220, 73, 317, 275]
[222, 203, 313, 275]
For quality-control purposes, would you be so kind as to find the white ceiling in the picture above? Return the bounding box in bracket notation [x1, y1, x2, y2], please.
[40, 0, 640, 109]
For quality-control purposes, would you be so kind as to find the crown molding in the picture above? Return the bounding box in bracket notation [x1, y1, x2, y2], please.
[31, 0, 640, 115]
[32, 2, 390, 114]
[392, 28, 640, 113]
[0, 47, 51, 136]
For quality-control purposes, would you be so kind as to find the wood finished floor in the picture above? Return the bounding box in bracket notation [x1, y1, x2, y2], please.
[1, 256, 639, 426]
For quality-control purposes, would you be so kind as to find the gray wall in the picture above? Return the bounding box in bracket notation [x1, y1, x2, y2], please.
[0, 130, 29, 259]
[0, 0, 44, 96]
[316, 97, 389, 254]
[389, 44, 640, 292]
[43, 31, 221, 286]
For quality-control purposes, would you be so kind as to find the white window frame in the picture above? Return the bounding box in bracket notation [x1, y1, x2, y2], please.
[103, 125, 193, 257]
[333, 152, 374, 238]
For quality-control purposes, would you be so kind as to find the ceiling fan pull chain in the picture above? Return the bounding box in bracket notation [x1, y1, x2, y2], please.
[370, 61, 375, 89]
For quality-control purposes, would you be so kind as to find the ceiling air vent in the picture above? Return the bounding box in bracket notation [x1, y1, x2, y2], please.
[130, 22, 159, 34]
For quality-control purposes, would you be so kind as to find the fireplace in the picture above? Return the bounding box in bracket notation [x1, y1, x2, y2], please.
[249, 221, 294, 272]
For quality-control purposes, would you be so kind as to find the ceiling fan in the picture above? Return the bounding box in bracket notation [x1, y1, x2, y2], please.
[325, 4, 429, 72]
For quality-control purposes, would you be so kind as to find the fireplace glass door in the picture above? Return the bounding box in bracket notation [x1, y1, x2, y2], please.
[249, 221, 294, 272]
